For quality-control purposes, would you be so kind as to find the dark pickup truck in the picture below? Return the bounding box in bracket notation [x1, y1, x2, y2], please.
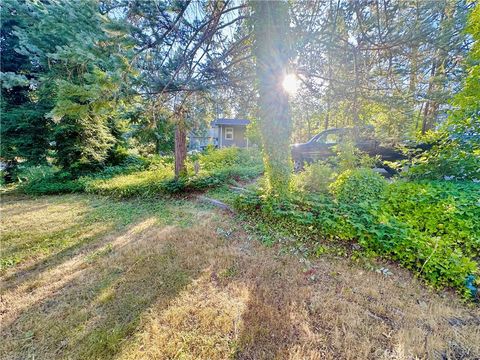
[291, 127, 427, 171]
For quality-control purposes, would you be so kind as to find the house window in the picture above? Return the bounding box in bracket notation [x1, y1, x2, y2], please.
[225, 127, 234, 140]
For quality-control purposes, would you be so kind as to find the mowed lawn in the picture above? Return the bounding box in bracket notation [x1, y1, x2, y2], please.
[1, 194, 479, 359]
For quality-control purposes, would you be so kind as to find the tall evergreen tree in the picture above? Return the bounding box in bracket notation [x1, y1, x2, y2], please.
[291, 0, 471, 143]
[0, 2, 51, 170]
[9, 0, 132, 173]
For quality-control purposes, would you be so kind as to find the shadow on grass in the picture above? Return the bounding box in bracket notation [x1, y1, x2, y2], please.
[233, 256, 305, 360]
[0, 195, 189, 293]
[1, 224, 113, 291]
[1, 220, 209, 359]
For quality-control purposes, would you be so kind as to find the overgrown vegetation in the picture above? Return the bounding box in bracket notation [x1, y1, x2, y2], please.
[12, 148, 263, 198]
[232, 3, 480, 300]
[1, 1, 479, 358]
[235, 172, 479, 298]
[405, 4, 480, 181]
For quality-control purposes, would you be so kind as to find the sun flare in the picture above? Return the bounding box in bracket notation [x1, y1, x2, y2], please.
[282, 73, 299, 95]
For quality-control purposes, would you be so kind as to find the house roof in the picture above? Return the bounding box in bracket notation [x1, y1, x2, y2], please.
[211, 118, 250, 126]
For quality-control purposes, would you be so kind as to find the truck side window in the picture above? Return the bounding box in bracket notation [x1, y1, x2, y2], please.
[315, 132, 339, 144]
[359, 127, 374, 140]
[325, 133, 339, 144]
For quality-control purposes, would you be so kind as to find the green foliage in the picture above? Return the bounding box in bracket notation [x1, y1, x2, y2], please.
[291, 1, 470, 142]
[127, 100, 176, 155]
[334, 141, 379, 171]
[17, 166, 84, 195]
[4, 0, 133, 174]
[291, 140, 380, 195]
[86, 168, 173, 198]
[199, 147, 262, 171]
[235, 179, 479, 298]
[14, 149, 263, 197]
[0, 2, 52, 166]
[330, 168, 387, 204]
[361, 101, 415, 144]
[407, 134, 479, 181]
[406, 4, 480, 181]
[453, 2, 480, 124]
[384, 181, 480, 258]
[292, 162, 337, 193]
[86, 148, 263, 197]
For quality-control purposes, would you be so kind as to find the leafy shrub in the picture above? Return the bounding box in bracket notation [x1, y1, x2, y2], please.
[199, 147, 262, 171]
[333, 140, 379, 171]
[106, 145, 130, 166]
[330, 168, 387, 204]
[292, 162, 337, 193]
[14, 148, 264, 197]
[384, 180, 480, 259]
[84, 149, 263, 198]
[406, 143, 480, 181]
[85, 167, 173, 197]
[234, 180, 479, 298]
[17, 166, 85, 195]
[89, 154, 170, 180]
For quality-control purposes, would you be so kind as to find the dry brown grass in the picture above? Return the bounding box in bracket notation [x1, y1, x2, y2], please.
[1, 194, 479, 359]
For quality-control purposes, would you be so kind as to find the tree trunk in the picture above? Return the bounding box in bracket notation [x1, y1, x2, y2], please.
[174, 123, 187, 179]
[352, 45, 360, 127]
[252, 0, 292, 196]
[422, 60, 436, 134]
[422, 2, 451, 134]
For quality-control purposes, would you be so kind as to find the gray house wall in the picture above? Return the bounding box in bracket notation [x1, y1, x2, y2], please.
[189, 119, 250, 150]
[218, 125, 248, 148]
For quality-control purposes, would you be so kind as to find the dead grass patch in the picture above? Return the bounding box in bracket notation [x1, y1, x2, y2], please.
[1, 194, 478, 359]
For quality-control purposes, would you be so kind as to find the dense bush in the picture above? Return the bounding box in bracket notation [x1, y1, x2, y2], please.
[84, 148, 263, 197]
[198, 147, 262, 171]
[85, 168, 173, 197]
[292, 162, 337, 193]
[406, 141, 480, 181]
[13, 154, 153, 195]
[330, 168, 387, 204]
[235, 177, 479, 298]
[333, 140, 379, 172]
[384, 181, 480, 259]
[291, 142, 380, 195]
[404, 3, 479, 182]
[16, 166, 85, 195]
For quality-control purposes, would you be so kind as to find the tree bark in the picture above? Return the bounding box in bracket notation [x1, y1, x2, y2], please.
[252, 0, 292, 196]
[174, 122, 187, 178]
[422, 60, 436, 134]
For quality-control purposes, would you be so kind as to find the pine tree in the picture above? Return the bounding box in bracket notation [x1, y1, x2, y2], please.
[11, 0, 132, 173]
[0, 1, 51, 171]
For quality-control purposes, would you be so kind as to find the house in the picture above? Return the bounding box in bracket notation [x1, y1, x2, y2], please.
[189, 118, 250, 150]
[211, 118, 250, 148]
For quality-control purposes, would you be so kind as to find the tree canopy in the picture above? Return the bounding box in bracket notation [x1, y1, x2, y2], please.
[1, 0, 478, 182]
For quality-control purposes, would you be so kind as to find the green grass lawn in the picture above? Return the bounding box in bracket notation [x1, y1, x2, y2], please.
[1, 194, 479, 359]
